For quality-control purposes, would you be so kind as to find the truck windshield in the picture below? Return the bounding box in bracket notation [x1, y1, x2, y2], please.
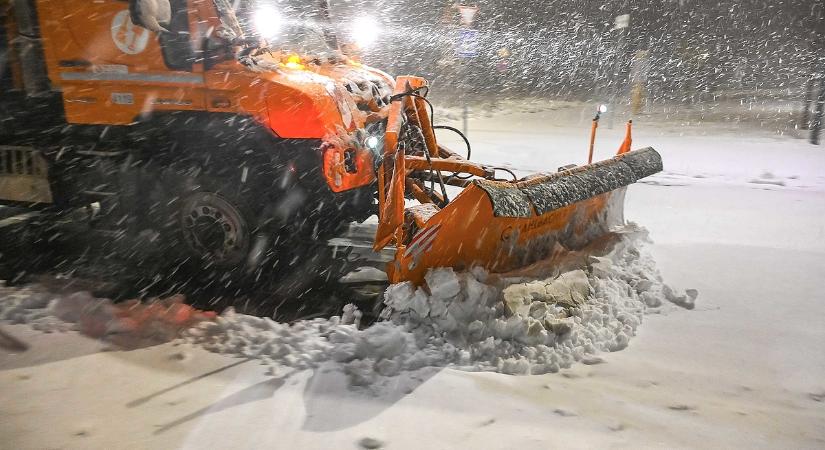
[234, 0, 335, 56]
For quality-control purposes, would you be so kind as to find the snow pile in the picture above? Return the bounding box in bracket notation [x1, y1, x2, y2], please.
[0, 283, 71, 332]
[377, 227, 696, 376]
[2, 226, 695, 383]
[183, 226, 697, 383]
[0, 285, 214, 346]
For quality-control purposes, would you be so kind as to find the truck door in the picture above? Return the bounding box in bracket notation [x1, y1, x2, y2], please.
[40, 0, 206, 125]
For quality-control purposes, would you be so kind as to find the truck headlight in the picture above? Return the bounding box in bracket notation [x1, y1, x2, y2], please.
[365, 135, 380, 151]
[254, 7, 283, 39]
[351, 16, 379, 49]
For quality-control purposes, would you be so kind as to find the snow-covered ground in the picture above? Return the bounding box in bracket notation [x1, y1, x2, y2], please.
[2, 104, 825, 449]
[436, 99, 825, 192]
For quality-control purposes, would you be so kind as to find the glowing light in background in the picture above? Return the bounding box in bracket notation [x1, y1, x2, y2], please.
[254, 7, 283, 39]
[351, 16, 379, 49]
[365, 135, 380, 150]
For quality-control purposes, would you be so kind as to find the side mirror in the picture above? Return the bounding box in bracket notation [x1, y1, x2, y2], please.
[128, 0, 172, 33]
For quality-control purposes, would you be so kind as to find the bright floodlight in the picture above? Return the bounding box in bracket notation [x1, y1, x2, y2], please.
[598, 104, 608, 113]
[351, 16, 379, 49]
[254, 7, 283, 39]
[365, 135, 380, 150]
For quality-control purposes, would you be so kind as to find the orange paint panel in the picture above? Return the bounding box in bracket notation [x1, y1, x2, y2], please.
[62, 83, 206, 125]
[206, 68, 347, 138]
[37, 0, 209, 125]
[265, 90, 328, 138]
[34, 0, 365, 142]
[38, 0, 188, 82]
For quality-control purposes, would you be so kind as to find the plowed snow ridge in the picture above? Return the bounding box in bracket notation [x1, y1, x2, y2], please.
[0, 226, 695, 386]
[182, 225, 696, 385]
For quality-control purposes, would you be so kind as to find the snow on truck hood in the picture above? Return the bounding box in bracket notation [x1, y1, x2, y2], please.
[251, 59, 392, 136]
[321, 63, 394, 109]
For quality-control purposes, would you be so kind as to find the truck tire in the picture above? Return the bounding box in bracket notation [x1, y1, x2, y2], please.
[145, 162, 268, 275]
[178, 189, 254, 268]
[142, 162, 358, 309]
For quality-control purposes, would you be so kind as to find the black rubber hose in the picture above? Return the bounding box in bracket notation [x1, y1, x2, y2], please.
[432, 125, 471, 161]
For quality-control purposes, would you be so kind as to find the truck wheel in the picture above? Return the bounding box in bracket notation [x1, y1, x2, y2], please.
[145, 163, 267, 274]
[143, 159, 352, 302]
[179, 191, 252, 267]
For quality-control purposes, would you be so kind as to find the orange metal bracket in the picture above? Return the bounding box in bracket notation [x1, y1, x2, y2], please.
[404, 156, 491, 177]
[374, 76, 428, 250]
[587, 117, 599, 164]
[616, 120, 633, 155]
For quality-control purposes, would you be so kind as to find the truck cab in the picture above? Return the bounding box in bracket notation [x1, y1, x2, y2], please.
[0, 0, 393, 271]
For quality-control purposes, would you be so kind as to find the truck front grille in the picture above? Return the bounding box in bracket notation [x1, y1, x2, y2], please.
[0, 146, 48, 177]
[0, 145, 53, 204]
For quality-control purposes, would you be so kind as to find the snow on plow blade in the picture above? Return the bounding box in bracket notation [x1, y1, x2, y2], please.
[386, 147, 663, 284]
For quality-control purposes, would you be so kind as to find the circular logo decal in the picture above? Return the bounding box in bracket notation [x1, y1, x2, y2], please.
[111, 10, 150, 55]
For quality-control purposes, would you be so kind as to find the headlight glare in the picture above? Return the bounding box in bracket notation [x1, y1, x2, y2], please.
[351, 16, 379, 49]
[365, 135, 380, 151]
[254, 7, 283, 39]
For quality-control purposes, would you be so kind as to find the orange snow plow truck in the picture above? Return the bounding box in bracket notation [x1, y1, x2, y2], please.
[0, 0, 661, 285]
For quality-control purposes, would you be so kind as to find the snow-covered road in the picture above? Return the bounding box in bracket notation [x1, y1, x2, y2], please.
[2, 107, 824, 449]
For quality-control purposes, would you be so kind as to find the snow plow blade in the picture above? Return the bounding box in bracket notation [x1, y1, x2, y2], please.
[374, 77, 663, 285]
[387, 147, 662, 284]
